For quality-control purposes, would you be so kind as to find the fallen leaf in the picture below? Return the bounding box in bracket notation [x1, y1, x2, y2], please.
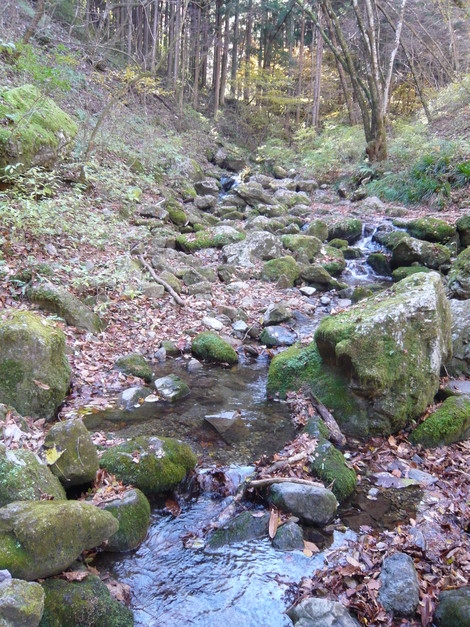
[33, 379, 50, 390]
[268, 508, 279, 539]
[60, 571, 89, 582]
[44, 445, 65, 466]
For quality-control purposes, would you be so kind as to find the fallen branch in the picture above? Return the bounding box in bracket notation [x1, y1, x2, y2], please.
[305, 388, 346, 447]
[263, 442, 317, 474]
[138, 255, 186, 307]
[249, 477, 324, 489]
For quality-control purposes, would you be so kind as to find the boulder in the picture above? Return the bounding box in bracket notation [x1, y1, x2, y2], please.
[154, 374, 190, 402]
[328, 219, 362, 244]
[0, 576, 44, 627]
[99, 436, 197, 495]
[456, 214, 470, 248]
[259, 326, 297, 348]
[296, 179, 318, 193]
[261, 256, 301, 287]
[0, 500, 118, 580]
[288, 597, 360, 627]
[235, 183, 274, 206]
[391, 235, 450, 271]
[176, 227, 244, 253]
[304, 220, 329, 242]
[118, 386, 152, 410]
[262, 303, 292, 326]
[44, 419, 99, 487]
[435, 586, 470, 627]
[101, 488, 150, 552]
[378, 553, 420, 617]
[273, 189, 310, 207]
[310, 437, 357, 503]
[447, 247, 470, 299]
[409, 396, 470, 448]
[194, 179, 220, 196]
[0, 84, 77, 170]
[447, 299, 470, 376]
[0, 444, 66, 506]
[399, 217, 456, 244]
[0, 311, 71, 421]
[319, 245, 346, 276]
[272, 521, 304, 551]
[40, 575, 133, 626]
[214, 148, 245, 172]
[301, 265, 341, 290]
[268, 483, 337, 525]
[222, 231, 282, 268]
[282, 234, 323, 261]
[27, 285, 103, 333]
[192, 332, 238, 365]
[367, 253, 391, 276]
[114, 353, 153, 383]
[208, 510, 269, 548]
[194, 195, 217, 211]
[391, 266, 430, 282]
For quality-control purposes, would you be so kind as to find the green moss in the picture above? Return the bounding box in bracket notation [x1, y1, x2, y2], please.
[320, 245, 346, 276]
[329, 238, 349, 250]
[168, 207, 187, 226]
[303, 416, 330, 440]
[367, 253, 391, 276]
[328, 218, 362, 243]
[40, 575, 134, 626]
[176, 229, 244, 253]
[304, 219, 328, 241]
[391, 265, 431, 282]
[310, 437, 357, 502]
[114, 354, 153, 383]
[191, 332, 238, 365]
[402, 217, 456, 243]
[281, 235, 322, 261]
[409, 396, 470, 448]
[102, 488, 150, 552]
[99, 436, 197, 495]
[261, 256, 300, 286]
[0, 84, 77, 170]
[351, 286, 374, 303]
[374, 229, 408, 250]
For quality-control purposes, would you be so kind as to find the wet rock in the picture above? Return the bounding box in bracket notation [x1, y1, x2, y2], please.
[204, 410, 243, 434]
[447, 299, 470, 376]
[40, 575, 133, 626]
[114, 353, 153, 382]
[301, 265, 339, 290]
[259, 326, 297, 348]
[304, 220, 329, 241]
[44, 419, 99, 487]
[261, 256, 301, 287]
[0, 444, 65, 507]
[409, 396, 470, 447]
[378, 552, 419, 617]
[102, 488, 151, 552]
[456, 214, 470, 248]
[262, 303, 292, 326]
[161, 340, 180, 356]
[399, 216, 457, 244]
[319, 245, 346, 276]
[208, 510, 269, 548]
[0, 310, 71, 421]
[99, 436, 196, 495]
[329, 238, 348, 250]
[434, 586, 470, 626]
[272, 521, 304, 551]
[310, 438, 357, 503]
[448, 247, 470, 299]
[222, 231, 282, 268]
[187, 358, 202, 373]
[328, 218, 362, 244]
[0, 577, 44, 627]
[194, 179, 220, 196]
[27, 284, 103, 333]
[288, 597, 360, 627]
[391, 235, 450, 271]
[0, 500, 118, 580]
[154, 375, 190, 403]
[367, 253, 391, 276]
[192, 332, 238, 365]
[268, 483, 337, 525]
[119, 386, 152, 410]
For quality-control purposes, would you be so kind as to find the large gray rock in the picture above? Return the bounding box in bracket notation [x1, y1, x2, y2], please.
[0, 311, 71, 421]
[435, 586, 470, 626]
[378, 552, 420, 617]
[0, 444, 66, 506]
[44, 419, 99, 487]
[101, 488, 150, 552]
[328, 218, 362, 244]
[391, 235, 450, 271]
[447, 299, 470, 376]
[268, 483, 337, 525]
[456, 214, 470, 248]
[222, 231, 282, 268]
[448, 247, 470, 299]
[262, 303, 292, 326]
[0, 575, 44, 627]
[235, 182, 274, 206]
[0, 500, 118, 580]
[154, 374, 190, 402]
[288, 597, 360, 627]
[195, 179, 220, 196]
[273, 189, 310, 207]
[259, 326, 297, 347]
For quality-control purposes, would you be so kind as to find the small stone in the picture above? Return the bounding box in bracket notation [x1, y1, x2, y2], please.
[141, 283, 165, 300]
[288, 597, 361, 626]
[187, 358, 202, 373]
[320, 296, 331, 306]
[262, 303, 292, 326]
[232, 320, 248, 335]
[202, 316, 224, 331]
[0, 577, 44, 626]
[259, 326, 297, 348]
[300, 286, 317, 297]
[337, 298, 352, 308]
[435, 586, 470, 626]
[269, 483, 338, 525]
[208, 510, 269, 548]
[378, 552, 420, 616]
[119, 386, 152, 410]
[154, 375, 190, 402]
[155, 347, 167, 362]
[272, 521, 304, 551]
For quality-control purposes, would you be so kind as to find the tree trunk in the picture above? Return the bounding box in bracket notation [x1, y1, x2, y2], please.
[220, 1, 231, 106]
[230, 0, 240, 96]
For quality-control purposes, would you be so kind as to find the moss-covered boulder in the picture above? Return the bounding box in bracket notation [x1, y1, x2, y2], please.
[310, 438, 357, 502]
[400, 217, 456, 244]
[114, 354, 153, 383]
[351, 286, 374, 303]
[456, 214, 470, 248]
[272, 521, 304, 551]
[0, 500, 118, 580]
[328, 218, 362, 244]
[434, 587, 470, 627]
[391, 235, 451, 271]
[374, 229, 408, 251]
[0, 84, 77, 171]
[367, 253, 391, 276]
[208, 510, 269, 549]
[329, 238, 349, 250]
[409, 397, 470, 448]
[44, 419, 99, 487]
[447, 247, 470, 299]
[191, 332, 238, 365]
[281, 235, 322, 262]
[0, 444, 66, 506]
[391, 266, 431, 282]
[314, 272, 451, 435]
[101, 488, 150, 552]
[0, 577, 44, 627]
[261, 256, 301, 287]
[301, 265, 344, 291]
[447, 299, 470, 376]
[99, 436, 197, 495]
[304, 219, 328, 242]
[40, 575, 133, 626]
[0, 311, 71, 420]
[176, 227, 244, 253]
[27, 285, 103, 333]
[319, 245, 346, 276]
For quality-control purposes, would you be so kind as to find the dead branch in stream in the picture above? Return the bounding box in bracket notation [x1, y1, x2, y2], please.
[304, 388, 346, 447]
[249, 477, 324, 489]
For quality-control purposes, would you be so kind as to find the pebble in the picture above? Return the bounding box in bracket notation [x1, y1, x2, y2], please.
[202, 316, 224, 331]
[320, 296, 331, 306]
[187, 358, 203, 373]
[299, 286, 317, 297]
[337, 298, 352, 308]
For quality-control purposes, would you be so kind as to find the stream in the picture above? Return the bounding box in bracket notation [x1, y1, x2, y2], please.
[94, 224, 411, 626]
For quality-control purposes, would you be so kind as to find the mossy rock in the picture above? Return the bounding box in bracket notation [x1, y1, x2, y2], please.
[434, 587, 470, 627]
[261, 256, 301, 287]
[409, 396, 470, 448]
[0, 577, 45, 626]
[27, 285, 103, 333]
[367, 253, 391, 276]
[161, 340, 180, 357]
[329, 238, 349, 250]
[320, 245, 346, 276]
[391, 266, 431, 282]
[281, 235, 322, 261]
[328, 218, 362, 244]
[0, 310, 71, 421]
[44, 419, 99, 487]
[456, 214, 470, 248]
[101, 488, 150, 552]
[191, 332, 238, 365]
[0, 500, 118, 580]
[310, 437, 357, 502]
[176, 227, 244, 253]
[40, 575, 133, 626]
[99, 436, 197, 495]
[304, 219, 328, 242]
[114, 354, 153, 383]
[343, 247, 362, 260]
[374, 229, 409, 251]
[351, 286, 374, 303]
[447, 247, 470, 299]
[159, 271, 182, 294]
[391, 236, 450, 271]
[168, 207, 187, 227]
[400, 217, 456, 244]
[0, 84, 77, 171]
[0, 444, 66, 506]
